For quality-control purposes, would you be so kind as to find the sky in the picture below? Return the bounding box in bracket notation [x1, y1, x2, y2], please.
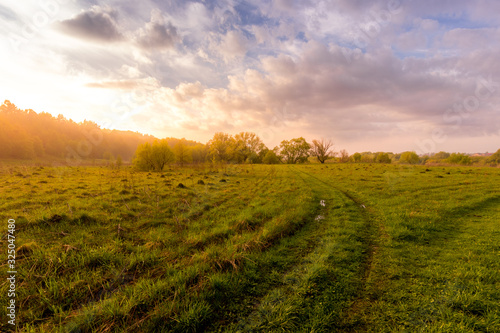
[1, 0, 499, 154]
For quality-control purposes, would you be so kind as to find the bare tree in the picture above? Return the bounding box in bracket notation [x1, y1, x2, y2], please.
[311, 139, 335, 163]
[339, 149, 349, 163]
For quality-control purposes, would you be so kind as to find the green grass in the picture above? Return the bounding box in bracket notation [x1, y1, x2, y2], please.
[0, 163, 499, 332]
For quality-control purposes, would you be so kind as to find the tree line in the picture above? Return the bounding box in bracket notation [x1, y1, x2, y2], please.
[0, 100, 157, 161]
[133, 134, 340, 171]
[2, 100, 499, 169]
[134, 132, 500, 171]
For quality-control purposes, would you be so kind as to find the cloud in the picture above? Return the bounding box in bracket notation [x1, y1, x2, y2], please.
[395, 30, 428, 52]
[137, 34, 500, 149]
[442, 27, 500, 51]
[218, 29, 250, 61]
[137, 9, 179, 50]
[58, 6, 123, 42]
[84, 80, 138, 89]
[4, 0, 500, 153]
[0, 4, 19, 21]
[418, 18, 440, 31]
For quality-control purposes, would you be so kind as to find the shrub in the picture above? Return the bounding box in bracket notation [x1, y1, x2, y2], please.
[133, 140, 174, 171]
[487, 149, 500, 166]
[263, 150, 280, 164]
[446, 153, 472, 165]
[374, 152, 392, 164]
[399, 151, 420, 164]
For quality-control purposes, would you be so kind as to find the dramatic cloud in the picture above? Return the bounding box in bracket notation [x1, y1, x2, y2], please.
[1, 0, 499, 153]
[58, 6, 123, 42]
[136, 9, 179, 50]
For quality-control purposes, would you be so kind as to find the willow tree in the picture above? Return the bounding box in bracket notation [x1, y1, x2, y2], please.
[311, 138, 335, 163]
[133, 140, 174, 171]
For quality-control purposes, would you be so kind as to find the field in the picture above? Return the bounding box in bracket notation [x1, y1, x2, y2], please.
[1, 163, 499, 332]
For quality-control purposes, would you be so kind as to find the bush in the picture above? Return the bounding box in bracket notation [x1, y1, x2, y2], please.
[133, 140, 174, 171]
[399, 151, 420, 164]
[351, 152, 362, 163]
[433, 151, 450, 160]
[263, 150, 280, 164]
[488, 149, 500, 166]
[374, 152, 392, 164]
[446, 153, 472, 165]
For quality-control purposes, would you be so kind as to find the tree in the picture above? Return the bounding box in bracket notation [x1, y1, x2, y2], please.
[311, 138, 335, 163]
[174, 138, 192, 166]
[0, 100, 155, 162]
[191, 143, 208, 164]
[133, 142, 154, 171]
[152, 140, 175, 171]
[262, 150, 279, 164]
[276, 137, 311, 164]
[374, 152, 391, 164]
[232, 132, 266, 163]
[433, 151, 450, 160]
[359, 152, 375, 163]
[257, 147, 270, 164]
[133, 140, 174, 171]
[339, 149, 349, 163]
[351, 152, 362, 163]
[115, 155, 123, 168]
[399, 151, 420, 164]
[208, 132, 234, 162]
[487, 149, 500, 166]
[446, 153, 472, 165]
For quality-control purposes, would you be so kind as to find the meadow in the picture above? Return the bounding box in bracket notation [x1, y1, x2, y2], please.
[0, 163, 499, 332]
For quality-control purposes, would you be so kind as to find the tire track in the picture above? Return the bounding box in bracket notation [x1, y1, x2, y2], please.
[231, 166, 384, 332]
[290, 166, 388, 331]
[228, 166, 346, 331]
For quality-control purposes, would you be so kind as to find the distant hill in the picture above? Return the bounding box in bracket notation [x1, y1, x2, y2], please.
[0, 100, 157, 162]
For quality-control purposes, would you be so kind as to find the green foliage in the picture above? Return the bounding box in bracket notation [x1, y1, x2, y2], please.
[488, 148, 500, 165]
[207, 132, 234, 162]
[360, 152, 375, 163]
[262, 150, 280, 164]
[133, 142, 153, 171]
[374, 152, 392, 164]
[351, 152, 362, 162]
[133, 140, 174, 171]
[232, 132, 266, 163]
[276, 137, 311, 164]
[115, 155, 123, 168]
[191, 143, 209, 164]
[399, 151, 420, 164]
[434, 151, 451, 160]
[174, 139, 193, 166]
[446, 153, 472, 165]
